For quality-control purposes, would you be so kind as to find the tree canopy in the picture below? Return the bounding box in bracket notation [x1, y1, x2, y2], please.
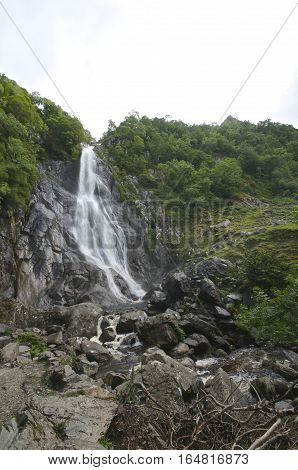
[0, 74, 90, 210]
[100, 113, 298, 203]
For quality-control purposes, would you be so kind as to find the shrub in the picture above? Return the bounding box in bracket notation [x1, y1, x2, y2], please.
[53, 421, 67, 441]
[242, 249, 288, 290]
[235, 280, 298, 346]
[17, 331, 47, 358]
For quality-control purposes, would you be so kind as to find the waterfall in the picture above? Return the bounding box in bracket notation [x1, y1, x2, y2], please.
[72, 146, 145, 301]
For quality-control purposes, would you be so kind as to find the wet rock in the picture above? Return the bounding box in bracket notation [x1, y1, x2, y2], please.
[1, 342, 20, 363]
[46, 303, 104, 339]
[198, 277, 221, 304]
[100, 317, 112, 330]
[117, 310, 147, 334]
[46, 331, 63, 345]
[184, 334, 211, 355]
[81, 340, 112, 364]
[99, 327, 116, 343]
[144, 290, 167, 310]
[162, 271, 190, 303]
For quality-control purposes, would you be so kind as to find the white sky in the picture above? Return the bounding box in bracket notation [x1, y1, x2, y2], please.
[0, 0, 297, 138]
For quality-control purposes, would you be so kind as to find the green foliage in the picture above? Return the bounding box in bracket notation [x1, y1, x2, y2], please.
[100, 114, 298, 204]
[99, 437, 114, 450]
[32, 94, 91, 160]
[174, 323, 187, 341]
[242, 249, 288, 290]
[17, 331, 47, 358]
[235, 280, 298, 346]
[0, 74, 91, 211]
[116, 368, 137, 404]
[53, 421, 67, 441]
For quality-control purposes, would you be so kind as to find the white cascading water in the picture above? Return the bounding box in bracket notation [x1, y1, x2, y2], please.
[72, 146, 145, 301]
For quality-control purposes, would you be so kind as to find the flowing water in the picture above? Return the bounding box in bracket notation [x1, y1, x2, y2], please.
[73, 146, 145, 301]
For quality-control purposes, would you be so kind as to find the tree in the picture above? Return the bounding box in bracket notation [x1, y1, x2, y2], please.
[210, 158, 243, 198]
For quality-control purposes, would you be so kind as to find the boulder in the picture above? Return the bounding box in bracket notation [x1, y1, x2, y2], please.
[117, 310, 147, 334]
[207, 368, 253, 407]
[48, 365, 77, 391]
[141, 354, 203, 408]
[251, 377, 288, 400]
[81, 340, 112, 364]
[185, 314, 221, 340]
[46, 331, 63, 345]
[47, 303, 103, 339]
[137, 314, 179, 350]
[0, 391, 118, 449]
[196, 258, 233, 279]
[162, 272, 190, 303]
[144, 290, 167, 310]
[184, 334, 211, 355]
[214, 306, 231, 319]
[171, 342, 190, 358]
[1, 342, 19, 363]
[103, 372, 126, 389]
[76, 355, 98, 377]
[198, 277, 221, 304]
[99, 327, 116, 343]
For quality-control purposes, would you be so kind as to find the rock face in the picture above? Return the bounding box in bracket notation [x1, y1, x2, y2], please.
[0, 159, 167, 309]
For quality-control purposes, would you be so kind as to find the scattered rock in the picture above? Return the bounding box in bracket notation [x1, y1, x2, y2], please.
[214, 306, 231, 319]
[184, 334, 211, 355]
[198, 278, 221, 304]
[81, 340, 112, 364]
[117, 310, 147, 334]
[1, 343, 20, 363]
[137, 314, 179, 350]
[99, 327, 116, 343]
[162, 272, 190, 303]
[46, 331, 63, 345]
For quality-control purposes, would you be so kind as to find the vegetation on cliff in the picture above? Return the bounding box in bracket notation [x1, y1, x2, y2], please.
[0, 74, 90, 210]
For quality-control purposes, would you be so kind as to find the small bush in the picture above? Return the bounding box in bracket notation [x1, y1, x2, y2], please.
[99, 437, 114, 450]
[53, 421, 67, 441]
[235, 279, 298, 346]
[17, 331, 47, 358]
[241, 249, 288, 290]
[174, 323, 187, 341]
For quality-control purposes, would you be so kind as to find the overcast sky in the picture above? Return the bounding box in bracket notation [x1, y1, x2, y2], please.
[0, 0, 297, 138]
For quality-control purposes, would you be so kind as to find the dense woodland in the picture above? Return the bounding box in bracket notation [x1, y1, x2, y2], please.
[100, 112, 298, 203]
